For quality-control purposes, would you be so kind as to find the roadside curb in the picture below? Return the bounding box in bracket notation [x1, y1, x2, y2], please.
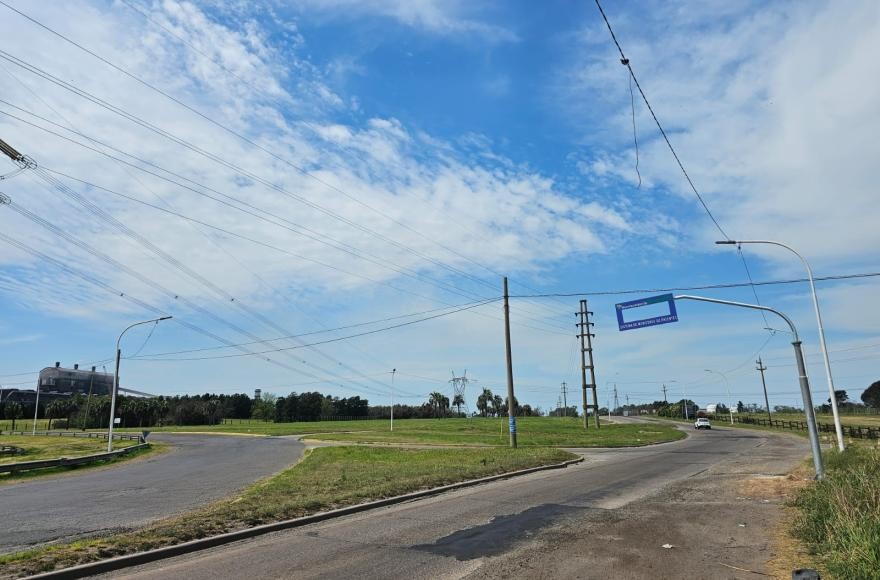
[25, 456, 584, 579]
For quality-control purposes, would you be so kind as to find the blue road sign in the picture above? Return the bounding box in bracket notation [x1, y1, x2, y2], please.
[615, 293, 679, 331]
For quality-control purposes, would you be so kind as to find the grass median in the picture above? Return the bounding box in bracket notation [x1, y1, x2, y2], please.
[0, 435, 159, 484]
[0, 445, 577, 578]
[0, 435, 138, 464]
[121, 417, 685, 447]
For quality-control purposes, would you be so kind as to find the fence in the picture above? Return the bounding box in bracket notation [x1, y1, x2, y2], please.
[732, 415, 880, 440]
[0, 430, 142, 441]
[0, 442, 150, 474]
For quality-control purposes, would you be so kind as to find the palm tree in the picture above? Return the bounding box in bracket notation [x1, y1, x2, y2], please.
[492, 395, 504, 417]
[476, 388, 493, 417]
[452, 394, 465, 416]
[5, 401, 23, 430]
[428, 391, 445, 417]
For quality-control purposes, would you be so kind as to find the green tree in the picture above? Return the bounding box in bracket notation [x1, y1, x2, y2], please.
[46, 399, 68, 430]
[492, 395, 504, 417]
[452, 394, 464, 416]
[251, 393, 277, 421]
[476, 388, 493, 417]
[829, 390, 849, 405]
[5, 401, 23, 430]
[862, 381, 880, 408]
[427, 391, 445, 417]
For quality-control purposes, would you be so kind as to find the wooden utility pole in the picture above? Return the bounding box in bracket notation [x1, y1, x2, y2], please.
[756, 357, 771, 422]
[503, 277, 517, 448]
[662, 383, 668, 403]
[576, 299, 600, 428]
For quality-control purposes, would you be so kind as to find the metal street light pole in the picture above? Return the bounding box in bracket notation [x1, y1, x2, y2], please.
[108, 316, 172, 452]
[705, 369, 734, 424]
[675, 294, 824, 479]
[717, 239, 845, 451]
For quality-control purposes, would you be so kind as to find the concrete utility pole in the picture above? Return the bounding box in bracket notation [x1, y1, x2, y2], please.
[756, 357, 771, 423]
[390, 368, 396, 432]
[576, 300, 600, 428]
[31, 380, 41, 435]
[717, 239, 845, 451]
[502, 277, 517, 448]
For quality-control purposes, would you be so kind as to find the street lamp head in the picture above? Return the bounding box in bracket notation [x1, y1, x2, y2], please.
[715, 240, 737, 245]
[158, 315, 173, 321]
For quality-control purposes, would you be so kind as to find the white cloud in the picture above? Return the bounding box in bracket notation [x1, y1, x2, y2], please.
[0, 0, 622, 324]
[560, 0, 880, 267]
[291, 0, 518, 43]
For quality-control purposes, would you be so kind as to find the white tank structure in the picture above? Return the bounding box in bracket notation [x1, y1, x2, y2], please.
[705, 403, 718, 415]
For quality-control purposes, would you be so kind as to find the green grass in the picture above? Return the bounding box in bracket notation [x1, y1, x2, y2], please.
[119, 417, 684, 447]
[744, 411, 880, 429]
[790, 445, 880, 579]
[0, 445, 577, 578]
[0, 435, 137, 464]
[0, 419, 52, 432]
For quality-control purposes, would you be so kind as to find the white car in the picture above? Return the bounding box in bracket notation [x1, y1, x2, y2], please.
[694, 418, 711, 430]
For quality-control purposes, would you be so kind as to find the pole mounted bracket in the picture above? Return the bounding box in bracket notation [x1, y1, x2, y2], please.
[0, 192, 11, 205]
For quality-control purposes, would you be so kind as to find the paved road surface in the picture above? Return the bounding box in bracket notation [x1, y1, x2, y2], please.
[101, 426, 808, 579]
[0, 433, 304, 554]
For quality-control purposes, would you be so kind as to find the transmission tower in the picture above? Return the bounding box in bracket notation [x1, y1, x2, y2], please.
[450, 370, 472, 415]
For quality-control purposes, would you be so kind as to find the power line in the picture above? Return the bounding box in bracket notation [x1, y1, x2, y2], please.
[4, 0, 578, 330]
[129, 300, 497, 358]
[0, 102, 571, 336]
[132, 299, 499, 362]
[593, 0, 727, 239]
[509, 271, 880, 297]
[592, 0, 778, 341]
[0, 33, 573, 334]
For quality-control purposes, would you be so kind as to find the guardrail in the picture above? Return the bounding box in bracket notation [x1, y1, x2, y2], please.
[731, 415, 880, 439]
[0, 443, 150, 474]
[0, 430, 142, 441]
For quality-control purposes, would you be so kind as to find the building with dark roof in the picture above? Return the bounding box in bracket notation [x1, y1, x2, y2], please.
[37, 362, 113, 396]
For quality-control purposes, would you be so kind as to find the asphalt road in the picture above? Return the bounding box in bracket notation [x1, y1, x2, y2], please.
[0, 433, 304, 554]
[101, 425, 808, 579]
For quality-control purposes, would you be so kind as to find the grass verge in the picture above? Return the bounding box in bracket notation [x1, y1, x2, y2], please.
[0, 446, 576, 578]
[0, 435, 138, 464]
[788, 445, 880, 579]
[120, 417, 684, 447]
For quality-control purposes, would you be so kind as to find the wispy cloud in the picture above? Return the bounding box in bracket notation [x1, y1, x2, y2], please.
[556, 0, 880, 266]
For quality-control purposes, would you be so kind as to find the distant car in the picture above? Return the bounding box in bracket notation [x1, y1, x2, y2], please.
[694, 418, 711, 430]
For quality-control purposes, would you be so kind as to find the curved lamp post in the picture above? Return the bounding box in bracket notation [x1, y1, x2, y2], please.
[705, 369, 734, 424]
[108, 316, 172, 451]
[717, 239, 844, 451]
[675, 295, 824, 479]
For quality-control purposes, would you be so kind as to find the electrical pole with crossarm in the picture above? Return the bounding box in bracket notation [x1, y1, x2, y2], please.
[756, 357, 771, 423]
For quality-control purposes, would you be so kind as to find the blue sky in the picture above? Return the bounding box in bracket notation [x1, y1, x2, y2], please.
[1, 0, 879, 414]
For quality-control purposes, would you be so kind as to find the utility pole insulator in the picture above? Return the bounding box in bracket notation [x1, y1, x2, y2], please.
[0, 138, 24, 164]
